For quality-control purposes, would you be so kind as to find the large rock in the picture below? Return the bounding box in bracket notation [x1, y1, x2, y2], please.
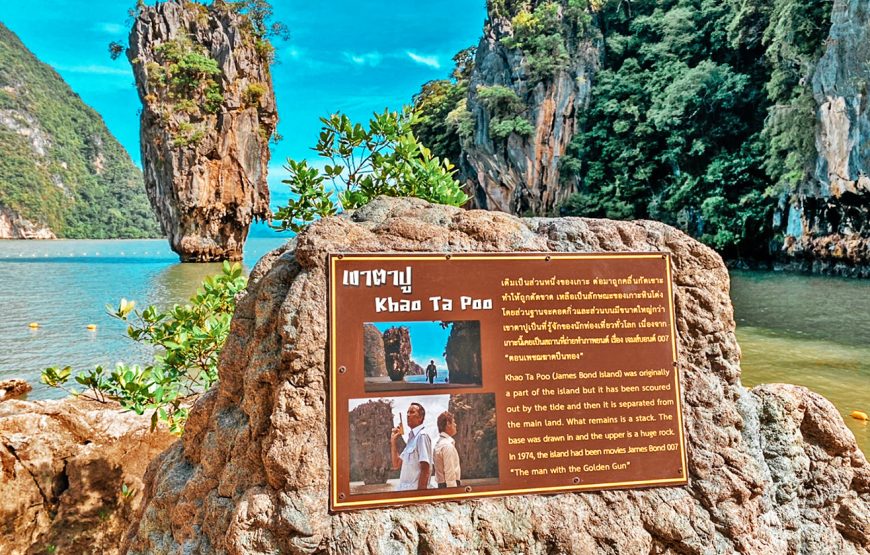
[0, 379, 32, 402]
[124, 197, 868, 554]
[444, 320, 482, 385]
[382, 326, 412, 381]
[361, 324, 387, 378]
[348, 400, 393, 484]
[461, 1, 600, 215]
[129, 0, 277, 262]
[448, 393, 497, 481]
[0, 398, 175, 555]
[780, 0, 870, 275]
[0, 207, 55, 240]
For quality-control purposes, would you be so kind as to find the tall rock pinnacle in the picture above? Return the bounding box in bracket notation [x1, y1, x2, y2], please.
[461, 0, 601, 215]
[129, 0, 277, 262]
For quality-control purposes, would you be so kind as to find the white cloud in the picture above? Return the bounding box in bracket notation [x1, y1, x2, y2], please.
[343, 51, 383, 67]
[406, 51, 441, 69]
[281, 46, 338, 72]
[95, 22, 126, 35]
[51, 63, 132, 77]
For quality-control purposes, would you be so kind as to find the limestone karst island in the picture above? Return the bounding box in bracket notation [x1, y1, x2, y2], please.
[0, 1, 867, 554]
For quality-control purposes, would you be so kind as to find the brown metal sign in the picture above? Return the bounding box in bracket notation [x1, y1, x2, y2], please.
[328, 253, 687, 511]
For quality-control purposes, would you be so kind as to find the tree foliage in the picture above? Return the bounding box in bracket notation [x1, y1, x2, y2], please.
[412, 0, 833, 260]
[411, 47, 476, 165]
[272, 108, 469, 233]
[42, 262, 246, 434]
[0, 22, 160, 238]
[557, 0, 829, 258]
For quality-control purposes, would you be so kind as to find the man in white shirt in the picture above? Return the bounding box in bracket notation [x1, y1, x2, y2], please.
[434, 411, 461, 488]
[390, 402, 432, 491]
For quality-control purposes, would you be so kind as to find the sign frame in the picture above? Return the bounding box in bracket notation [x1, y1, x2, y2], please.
[328, 252, 687, 512]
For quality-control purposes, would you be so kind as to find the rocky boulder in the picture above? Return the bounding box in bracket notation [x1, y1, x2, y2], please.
[361, 324, 387, 378]
[0, 379, 32, 402]
[448, 392, 498, 481]
[129, 0, 277, 262]
[0, 398, 175, 555]
[348, 400, 393, 484]
[382, 326, 412, 381]
[444, 320, 482, 385]
[0, 207, 55, 240]
[124, 197, 868, 554]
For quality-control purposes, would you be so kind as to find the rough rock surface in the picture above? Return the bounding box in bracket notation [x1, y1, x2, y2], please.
[461, 1, 599, 215]
[348, 400, 393, 484]
[448, 393, 498, 481]
[129, 0, 277, 261]
[780, 0, 870, 275]
[0, 206, 55, 239]
[0, 398, 175, 555]
[382, 326, 412, 381]
[361, 323, 387, 378]
[124, 197, 868, 554]
[444, 320, 482, 385]
[0, 378, 32, 402]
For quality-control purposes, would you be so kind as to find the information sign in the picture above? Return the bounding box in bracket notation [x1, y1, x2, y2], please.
[329, 253, 687, 511]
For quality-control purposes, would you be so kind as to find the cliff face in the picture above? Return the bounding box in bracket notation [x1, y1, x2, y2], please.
[448, 393, 498, 480]
[0, 23, 159, 239]
[348, 400, 393, 484]
[362, 324, 387, 378]
[0, 206, 54, 239]
[781, 0, 870, 274]
[461, 0, 600, 215]
[382, 326, 412, 381]
[444, 321, 482, 384]
[124, 197, 868, 554]
[129, 0, 277, 262]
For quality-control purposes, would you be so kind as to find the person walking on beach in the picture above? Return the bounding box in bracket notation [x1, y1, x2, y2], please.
[434, 411, 461, 488]
[426, 360, 437, 385]
[390, 402, 432, 491]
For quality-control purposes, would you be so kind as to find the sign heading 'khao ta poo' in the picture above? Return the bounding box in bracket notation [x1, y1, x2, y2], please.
[328, 252, 687, 512]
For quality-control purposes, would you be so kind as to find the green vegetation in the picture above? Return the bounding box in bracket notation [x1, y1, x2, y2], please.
[272, 108, 468, 233]
[412, 47, 476, 162]
[412, 46, 535, 158]
[42, 262, 246, 435]
[242, 82, 267, 107]
[0, 22, 160, 238]
[476, 85, 534, 139]
[411, 0, 832, 259]
[148, 36, 224, 131]
[557, 0, 831, 257]
[497, 0, 595, 82]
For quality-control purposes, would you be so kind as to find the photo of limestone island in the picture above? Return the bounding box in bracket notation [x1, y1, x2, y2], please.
[364, 321, 483, 392]
[348, 393, 499, 496]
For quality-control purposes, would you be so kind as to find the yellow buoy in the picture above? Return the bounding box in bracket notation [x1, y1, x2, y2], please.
[86, 324, 97, 331]
[850, 411, 869, 422]
[28, 322, 39, 329]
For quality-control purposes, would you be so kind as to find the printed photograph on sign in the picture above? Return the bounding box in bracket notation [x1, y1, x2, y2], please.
[363, 320, 483, 392]
[348, 393, 499, 495]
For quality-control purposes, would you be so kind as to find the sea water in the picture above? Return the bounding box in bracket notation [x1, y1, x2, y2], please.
[0, 244, 865, 453]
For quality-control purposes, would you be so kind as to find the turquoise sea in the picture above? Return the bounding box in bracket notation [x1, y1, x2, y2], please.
[0, 237, 286, 400]
[0, 242, 866, 453]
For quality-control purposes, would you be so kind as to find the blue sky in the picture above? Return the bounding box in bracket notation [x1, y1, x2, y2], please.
[372, 321, 451, 369]
[0, 0, 485, 209]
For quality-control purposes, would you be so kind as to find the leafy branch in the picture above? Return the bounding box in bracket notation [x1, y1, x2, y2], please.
[42, 262, 247, 435]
